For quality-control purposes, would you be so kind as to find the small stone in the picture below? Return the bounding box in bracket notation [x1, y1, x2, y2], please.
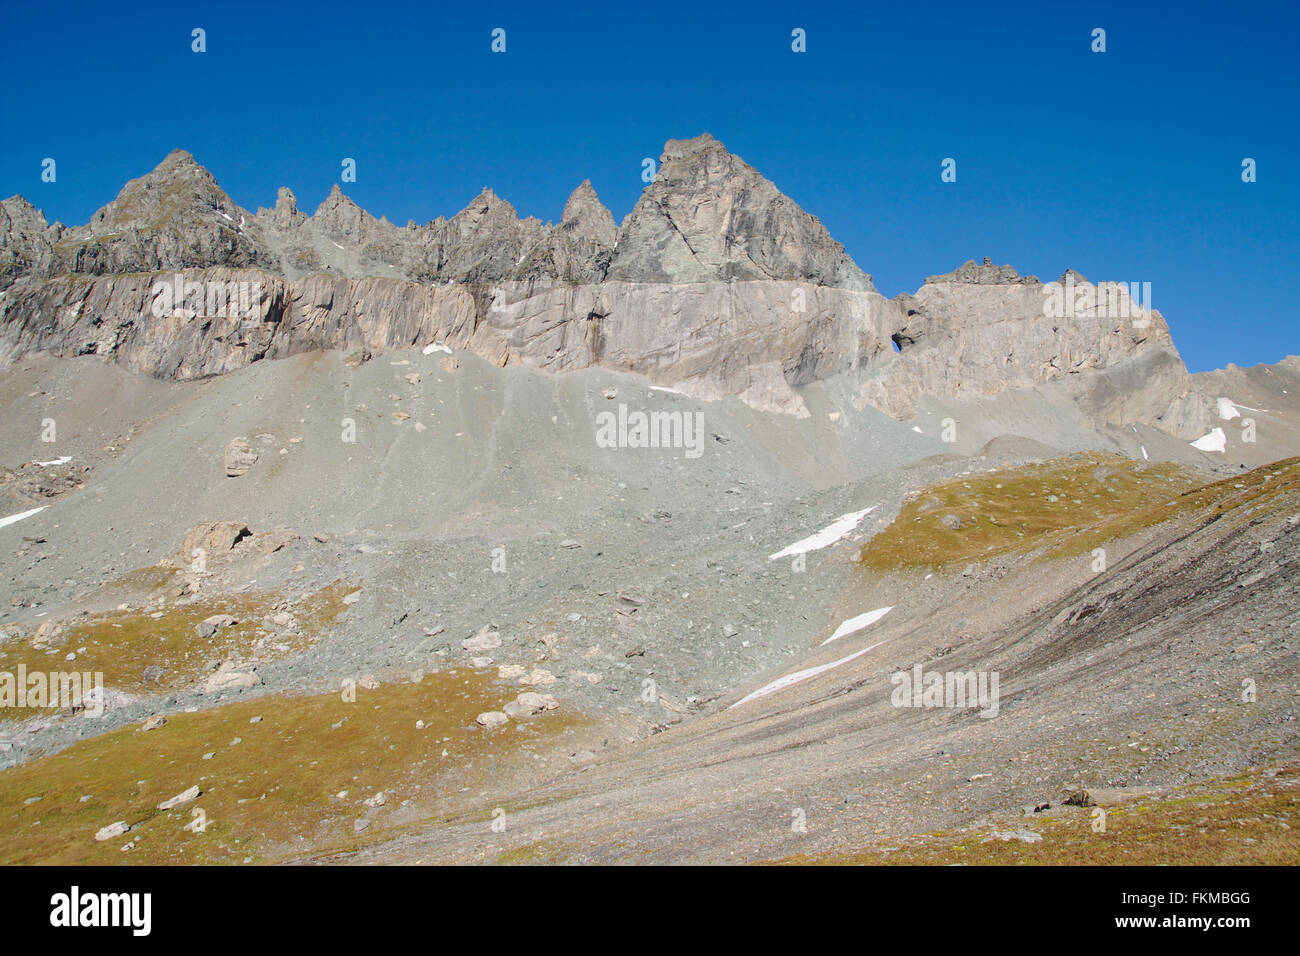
[476, 711, 509, 729]
[141, 715, 167, 732]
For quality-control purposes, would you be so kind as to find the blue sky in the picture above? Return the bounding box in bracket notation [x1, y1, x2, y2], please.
[2, 0, 1295, 372]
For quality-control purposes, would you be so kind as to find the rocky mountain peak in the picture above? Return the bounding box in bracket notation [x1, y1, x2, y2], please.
[607, 133, 873, 288]
[268, 186, 305, 228]
[925, 258, 1038, 285]
[452, 188, 515, 227]
[0, 195, 55, 290]
[94, 150, 237, 229]
[561, 180, 616, 248]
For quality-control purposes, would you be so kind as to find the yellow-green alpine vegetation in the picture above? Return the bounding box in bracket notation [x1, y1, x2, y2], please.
[859, 454, 1300, 572]
[0, 580, 352, 723]
[777, 763, 1300, 865]
[0, 668, 580, 864]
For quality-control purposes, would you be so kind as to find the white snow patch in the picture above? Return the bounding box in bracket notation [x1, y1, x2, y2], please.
[331, 241, 344, 250]
[731, 641, 886, 709]
[649, 385, 684, 395]
[768, 506, 875, 561]
[0, 506, 47, 530]
[911, 426, 923, 433]
[1216, 397, 1241, 420]
[822, 606, 892, 646]
[1191, 427, 1227, 453]
[422, 343, 453, 355]
[34, 456, 71, 467]
[1140, 445, 1148, 460]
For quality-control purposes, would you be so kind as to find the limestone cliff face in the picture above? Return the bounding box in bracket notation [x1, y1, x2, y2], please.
[0, 138, 1207, 433]
[864, 259, 1203, 435]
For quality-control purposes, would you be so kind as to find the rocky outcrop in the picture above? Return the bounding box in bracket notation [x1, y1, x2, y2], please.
[40, 150, 275, 278]
[865, 263, 1200, 431]
[0, 137, 1213, 434]
[0, 196, 59, 291]
[607, 134, 872, 288]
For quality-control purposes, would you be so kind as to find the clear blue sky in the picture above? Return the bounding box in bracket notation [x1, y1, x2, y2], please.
[2, 0, 1295, 372]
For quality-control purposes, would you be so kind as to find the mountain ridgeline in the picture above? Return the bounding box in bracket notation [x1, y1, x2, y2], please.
[0, 134, 1248, 436]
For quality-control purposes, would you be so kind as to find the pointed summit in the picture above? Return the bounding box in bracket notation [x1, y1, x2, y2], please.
[312, 184, 386, 248]
[50, 149, 272, 275]
[608, 133, 871, 288]
[1, 195, 55, 291]
[91, 149, 240, 231]
[561, 180, 616, 248]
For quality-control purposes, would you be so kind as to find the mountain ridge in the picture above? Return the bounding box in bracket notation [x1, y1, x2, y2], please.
[0, 134, 1276, 447]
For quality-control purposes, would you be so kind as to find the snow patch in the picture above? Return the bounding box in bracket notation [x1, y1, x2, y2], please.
[822, 607, 892, 646]
[1216, 397, 1241, 420]
[731, 641, 887, 709]
[34, 456, 71, 467]
[1140, 445, 1148, 460]
[1191, 428, 1227, 453]
[768, 507, 875, 561]
[0, 506, 47, 530]
[422, 343, 453, 355]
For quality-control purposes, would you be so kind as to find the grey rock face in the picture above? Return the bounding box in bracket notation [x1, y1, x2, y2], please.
[607, 134, 873, 289]
[42, 150, 275, 278]
[860, 267, 1197, 429]
[0, 138, 1225, 437]
[0, 196, 58, 291]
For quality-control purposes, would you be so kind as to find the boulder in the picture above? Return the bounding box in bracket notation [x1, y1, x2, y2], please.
[157, 785, 201, 810]
[223, 439, 258, 477]
[202, 663, 261, 693]
[462, 626, 502, 654]
[94, 821, 130, 842]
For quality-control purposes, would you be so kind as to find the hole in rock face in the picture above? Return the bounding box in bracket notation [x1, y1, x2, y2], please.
[891, 333, 915, 353]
